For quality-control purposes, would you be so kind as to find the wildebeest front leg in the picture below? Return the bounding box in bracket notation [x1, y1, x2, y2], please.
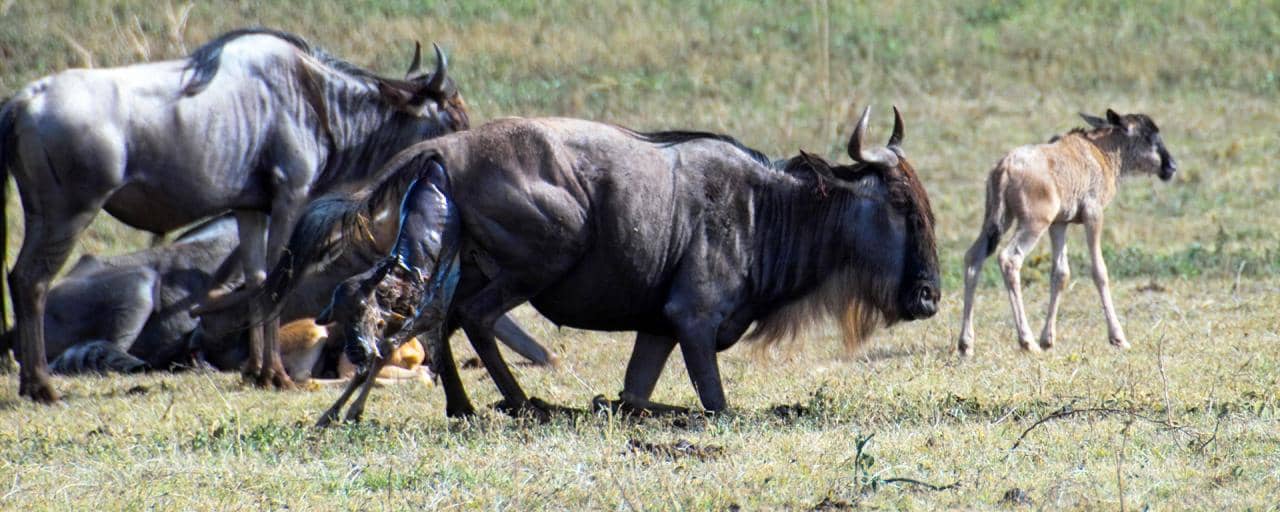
[1084, 212, 1128, 349]
[677, 332, 727, 413]
[593, 333, 689, 416]
[998, 220, 1048, 352]
[1039, 222, 1070, 350]
[343, 357, 390, 423]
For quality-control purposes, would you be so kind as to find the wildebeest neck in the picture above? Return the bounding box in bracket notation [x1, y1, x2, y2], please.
[744, 170, 898, 350]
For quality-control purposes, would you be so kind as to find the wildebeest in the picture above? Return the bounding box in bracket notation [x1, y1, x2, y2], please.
[291, 106, 940, 420]
[0, 215, 240, 374]
[0, 28, 469, 401]
[956, 109, 1177, 355]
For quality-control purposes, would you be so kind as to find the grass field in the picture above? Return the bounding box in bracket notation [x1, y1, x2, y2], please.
[1, 1, 1278, 509]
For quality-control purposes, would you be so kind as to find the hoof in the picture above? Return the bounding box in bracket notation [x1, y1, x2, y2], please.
[1110, 337, 1131, 350]
[494, 398, 551, 423]
[957, 342, 973, 357]
[21, 382, 61, 404]
[315, 412, 339, 429]
[1038, 339, 1055, 351]
[445, 405, 478, 419]
[1018, 340, 1042, 353]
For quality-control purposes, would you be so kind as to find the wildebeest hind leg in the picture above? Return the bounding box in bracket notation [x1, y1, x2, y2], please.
[11, 194, 113, 402]
[433, 319, 476, 418]
[456, 279, 551, 421]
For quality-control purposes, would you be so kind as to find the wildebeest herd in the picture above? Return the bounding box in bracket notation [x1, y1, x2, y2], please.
[0, 29, 1176, 425]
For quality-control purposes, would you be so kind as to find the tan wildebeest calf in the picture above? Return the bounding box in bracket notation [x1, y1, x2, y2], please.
[958, 109, 1177, 355]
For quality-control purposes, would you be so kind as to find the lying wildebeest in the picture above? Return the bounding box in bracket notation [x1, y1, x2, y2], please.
[0, 210, 556, 377]
[0, 215, 239, 374]
[291, 106, 940, 420]
[0, 28, 469, 401]
[957, 110, 1177, 355]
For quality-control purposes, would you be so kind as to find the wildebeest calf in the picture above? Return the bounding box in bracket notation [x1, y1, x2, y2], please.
[957, 109, 1177, 355]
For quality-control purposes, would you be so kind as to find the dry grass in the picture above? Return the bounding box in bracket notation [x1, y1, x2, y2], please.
[1, 1, 1278, 509]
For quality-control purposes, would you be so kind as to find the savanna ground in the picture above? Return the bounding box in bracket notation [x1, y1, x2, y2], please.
[1, 1, 1278, 509]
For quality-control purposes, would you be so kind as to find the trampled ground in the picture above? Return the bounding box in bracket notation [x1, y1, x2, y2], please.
[1, 1, 1277, 509]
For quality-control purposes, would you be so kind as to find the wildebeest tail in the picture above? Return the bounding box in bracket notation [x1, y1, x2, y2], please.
[0, 95, 16, 337]
[979, 165, 1010, 257]
[263, 195, 361, 304]
[49, 341, 149, 375]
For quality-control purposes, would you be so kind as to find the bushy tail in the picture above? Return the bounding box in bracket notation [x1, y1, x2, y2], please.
[263, 195, 367, 304]
[49, 341, 148, 375]
[0, 96, 18, 338]
[979, 166, 1010, 257]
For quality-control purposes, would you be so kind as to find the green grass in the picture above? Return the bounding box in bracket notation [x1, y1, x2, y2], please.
[1, 1, 1278, 509]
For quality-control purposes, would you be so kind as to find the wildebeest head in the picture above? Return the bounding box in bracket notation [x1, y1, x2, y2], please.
[750, 106, 939, 351]
[845, 106, 940, 322]
[314, 262, 394, 367]
[376, 42, 470, 133]
[1080, 109, 1177, 181]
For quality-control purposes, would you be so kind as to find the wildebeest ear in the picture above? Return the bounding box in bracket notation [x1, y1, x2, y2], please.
[1105, 108, 1124, 126]
[378, 80, 415, 108]
[1079, 112, 1108, 128]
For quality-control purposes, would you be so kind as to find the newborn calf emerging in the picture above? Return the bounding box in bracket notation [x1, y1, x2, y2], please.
[958, 109, 1177, 355]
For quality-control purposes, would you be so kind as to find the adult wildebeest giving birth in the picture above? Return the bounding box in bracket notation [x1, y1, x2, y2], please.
[957, 109, 1177, 355]
[300, 105, 940, 420]
[0, 28, 469, 402]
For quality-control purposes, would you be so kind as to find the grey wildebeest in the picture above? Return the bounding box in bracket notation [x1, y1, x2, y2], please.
[957, 109, 1177, 355]
[288, 106, 940, 421]
[0, 28, 470, 401]
[0, 215, 239, 375]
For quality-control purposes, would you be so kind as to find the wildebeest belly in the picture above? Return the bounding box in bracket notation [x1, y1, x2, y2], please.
[528, 250, 677, 334]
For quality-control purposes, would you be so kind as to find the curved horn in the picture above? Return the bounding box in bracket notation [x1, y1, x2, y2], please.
[424, 43, 449, 94]
[846, 105, 898, 167]
[406, 41, 423, 77]
[887, 105, 904, 149]
[847, 105, 872, 162]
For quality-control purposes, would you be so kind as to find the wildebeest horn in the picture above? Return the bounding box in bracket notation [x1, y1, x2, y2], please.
[424, 43, 449, 94]
[887, 105, 904, 149]
[847, 105, 899, 167]
[406, 41, 423, 78]
[848, 105, 872, 162]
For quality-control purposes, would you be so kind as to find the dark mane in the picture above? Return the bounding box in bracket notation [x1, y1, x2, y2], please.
[628, 129, 773, 169]
[182, 27, 380, 96]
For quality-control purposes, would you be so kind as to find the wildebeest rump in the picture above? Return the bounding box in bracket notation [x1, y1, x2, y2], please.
[0, 28, 468, 401]
[957, 109, 1177, 355]
[301, 107, 940, 418]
